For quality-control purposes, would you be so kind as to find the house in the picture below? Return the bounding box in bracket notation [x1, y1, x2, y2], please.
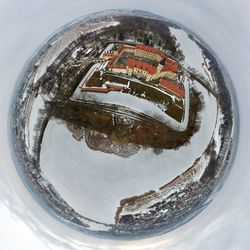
[105, 43, 179, 82]
[160, 79, 185, 98]
[80, 86, 109, 93]
[105, 82, 126, 91]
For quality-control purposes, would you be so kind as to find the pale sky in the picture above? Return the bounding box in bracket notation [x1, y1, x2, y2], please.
[0, 0, 250, 249]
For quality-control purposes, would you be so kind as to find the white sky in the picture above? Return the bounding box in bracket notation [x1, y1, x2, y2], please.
[0, 0, 250, 249]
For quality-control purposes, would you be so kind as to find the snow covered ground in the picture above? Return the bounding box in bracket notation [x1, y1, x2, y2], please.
[34, 21, 119, 84]
[73, 86, 186, 131]
[71, 47, 82, 59]
[170, 27, 215, 87]
[99, 43, 115, 58]
[77, 63, 102, 88]
[181, 75, 190, 126]
[26, 94, 45, 154]
[40, 79, 218, 224]
[212, 107, 224, 155]
[33, 17, 220, 226]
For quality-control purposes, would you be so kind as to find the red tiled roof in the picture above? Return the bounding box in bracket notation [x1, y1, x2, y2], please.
[107, 54, 118, 68]
[135, 45, 179, 72]
[136, 44, 165, 59]
[163, 58, 179, 73]
[81, 87, 109, 93]
[160, 79, 185, 98]
[127, 59, 157, 74]
[108, 65, 127, 69]
[105, 83, 125, 91]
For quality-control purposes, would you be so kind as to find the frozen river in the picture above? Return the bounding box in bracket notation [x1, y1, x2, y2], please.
[40, 79, 217, 224]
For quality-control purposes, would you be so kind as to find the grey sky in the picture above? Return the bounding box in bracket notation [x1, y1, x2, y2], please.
[0, 0, 249, 249]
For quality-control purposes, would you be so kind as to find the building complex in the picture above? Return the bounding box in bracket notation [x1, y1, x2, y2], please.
[105, 44, 179, 82]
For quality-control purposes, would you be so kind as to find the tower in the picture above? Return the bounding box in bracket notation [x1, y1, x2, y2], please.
[157, 58, 166, 72]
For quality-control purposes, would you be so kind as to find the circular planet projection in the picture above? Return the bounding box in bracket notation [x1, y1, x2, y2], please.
[10, 10, 236, 237]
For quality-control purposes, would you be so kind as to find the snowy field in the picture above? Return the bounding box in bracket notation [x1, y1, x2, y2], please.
[34, 21, 119, 84]
[26, 94, 45, 154]
[170, 27, 215, 87]
[40, 80, 217, 224]
[73, 87, 186, 131]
